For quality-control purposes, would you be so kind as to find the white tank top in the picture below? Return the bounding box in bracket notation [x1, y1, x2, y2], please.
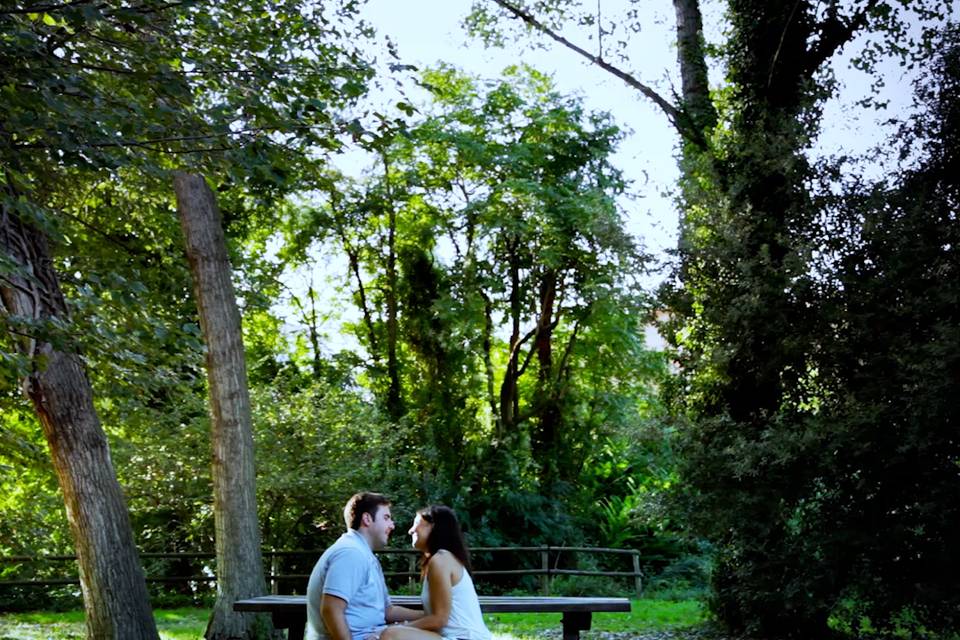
[421, 554, 491, 640]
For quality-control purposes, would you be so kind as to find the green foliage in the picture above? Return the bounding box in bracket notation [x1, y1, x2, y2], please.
[1, 0, 376, 386]
[597, 486, 641, 550]
[801, 30, 960, 635]
[252, 372, 397, 550]
[279, 64, 664, 552]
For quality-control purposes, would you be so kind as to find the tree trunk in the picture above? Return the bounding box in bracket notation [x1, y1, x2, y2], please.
[306, 285, 324, 379]
[481, 291, 500, 438]
[382, 153, 404, 421]
[673, 0, 717, 135]
[173, 172, 270, 640]
[532, 268, 559, 488]
[0, 200, 158, 640]
[499, 241, 522, 429]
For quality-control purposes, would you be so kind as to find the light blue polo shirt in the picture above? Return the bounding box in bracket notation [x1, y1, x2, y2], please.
[306, 530, 391, 640]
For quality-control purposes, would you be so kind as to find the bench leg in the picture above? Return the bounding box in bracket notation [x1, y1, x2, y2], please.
[271, 612, 306, 640]
[561, 611, 592, 640]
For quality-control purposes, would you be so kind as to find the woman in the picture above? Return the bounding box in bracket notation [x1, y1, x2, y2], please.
[380, 506, 491, 640]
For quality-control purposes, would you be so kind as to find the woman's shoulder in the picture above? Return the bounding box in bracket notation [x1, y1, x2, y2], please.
[427, 549, 464, 585]
[427, 549, 464, 576]
[429, 549, 458, 565]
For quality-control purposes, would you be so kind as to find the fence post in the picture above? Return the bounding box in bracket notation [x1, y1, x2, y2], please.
[407, 553, 417, 593]
[270, 554, 279, 595]
[540, 546, 550, 596]
[632, 551, 642, 598]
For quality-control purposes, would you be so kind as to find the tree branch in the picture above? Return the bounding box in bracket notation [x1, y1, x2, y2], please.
[113, 1, 187, 17]
[55, 206, 154, 258]
[804, 0, 880, 77]
[329, 198, 380, 360]
[509, 323, 538, 370]
[767, 0, 804, 88]
[14, 121, 337, 153]
[489, 0, 684, 134]
[555, 317, 582, 385]
[516, 315, 561, 379]
[2, 1, 186, 19]
[673, 0, 717, 136]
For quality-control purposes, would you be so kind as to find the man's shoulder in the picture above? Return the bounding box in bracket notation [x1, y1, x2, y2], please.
[328, 544, 368, 562]
[324, 533, 371, 565]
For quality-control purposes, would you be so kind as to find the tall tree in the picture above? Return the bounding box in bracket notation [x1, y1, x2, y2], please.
[1, 194, 159, 638]
[795, 27, 959, 634]
[0, 2, 200, 633]
[174, 173, 271, 639]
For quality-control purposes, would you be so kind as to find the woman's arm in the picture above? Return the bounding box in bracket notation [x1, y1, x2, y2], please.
[386, 604, 423, 623]
[406, 552, 458, 632]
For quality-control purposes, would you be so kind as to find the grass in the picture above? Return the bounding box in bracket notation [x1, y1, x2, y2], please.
[0, 607, 209, 639]
[485, 598, 706, 637]
[0, 599, 705, 639]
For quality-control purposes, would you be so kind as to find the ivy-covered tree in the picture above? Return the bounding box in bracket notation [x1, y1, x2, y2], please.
[809, 29, 958, 634]
[465, 0, 955, 635]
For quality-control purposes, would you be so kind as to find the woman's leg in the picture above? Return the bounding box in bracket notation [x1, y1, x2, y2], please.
[380, 625, 444, 640]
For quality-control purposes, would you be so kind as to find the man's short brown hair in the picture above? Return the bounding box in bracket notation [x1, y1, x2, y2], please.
[343, 492, 391, 531]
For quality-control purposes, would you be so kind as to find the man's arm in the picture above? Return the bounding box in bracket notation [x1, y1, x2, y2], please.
[321, 594, 353, 640]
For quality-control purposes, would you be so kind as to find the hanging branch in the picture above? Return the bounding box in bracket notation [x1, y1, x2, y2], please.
[489, 0, 684, 133]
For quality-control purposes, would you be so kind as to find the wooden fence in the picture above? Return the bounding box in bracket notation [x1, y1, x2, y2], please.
[0, 546, 644, 597]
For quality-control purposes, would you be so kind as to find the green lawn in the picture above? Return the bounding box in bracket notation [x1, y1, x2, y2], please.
[485, 599, 706, 637]
[0, 608, 208, 639]
[0, 599, 705, 639]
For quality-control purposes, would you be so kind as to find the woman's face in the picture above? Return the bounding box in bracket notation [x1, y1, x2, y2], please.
[408, 512, 433, 551]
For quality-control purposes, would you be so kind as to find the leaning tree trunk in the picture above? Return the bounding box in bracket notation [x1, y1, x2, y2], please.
[173, 173, 271, 640]
[0, 199, 159, 640]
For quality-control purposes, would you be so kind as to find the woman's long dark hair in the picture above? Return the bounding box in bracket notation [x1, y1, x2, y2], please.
[419, 505, 473, 576]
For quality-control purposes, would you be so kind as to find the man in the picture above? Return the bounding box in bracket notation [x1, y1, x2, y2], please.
[306, 493, 422, 640]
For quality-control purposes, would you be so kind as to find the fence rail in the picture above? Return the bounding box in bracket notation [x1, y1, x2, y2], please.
[0, 546, 644, 597]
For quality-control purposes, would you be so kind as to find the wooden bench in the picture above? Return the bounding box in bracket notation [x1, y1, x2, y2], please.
[234, 594, 631, 640]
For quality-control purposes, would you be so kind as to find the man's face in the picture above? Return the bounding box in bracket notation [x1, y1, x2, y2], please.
[365, 504, 395, 550]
